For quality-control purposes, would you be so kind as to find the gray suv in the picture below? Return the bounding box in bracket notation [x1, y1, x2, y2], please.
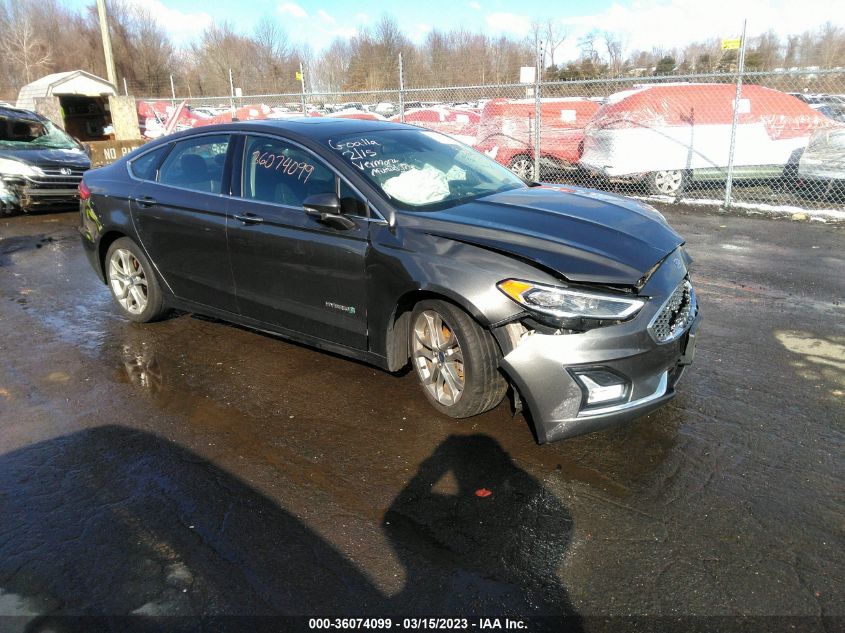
[0, 106, 90, 214]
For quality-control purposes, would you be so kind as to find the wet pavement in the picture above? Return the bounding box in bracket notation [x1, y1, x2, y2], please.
[0, 208, 843, 626]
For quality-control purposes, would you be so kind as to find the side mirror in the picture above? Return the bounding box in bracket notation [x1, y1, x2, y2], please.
[303, 193, 356, 230]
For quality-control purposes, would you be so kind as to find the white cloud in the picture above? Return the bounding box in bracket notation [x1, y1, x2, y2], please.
[553, 0, 839, 63]
[278, 2, 307, 19]
[126, 0, 212, 43]
[469, 1, 482, 9]
[316, 9, 336, 25]
[408, 23, 433, 42]
[355, 12, 370, 23]
[326, 25, 359, 39]
[485, 12, 531, 37]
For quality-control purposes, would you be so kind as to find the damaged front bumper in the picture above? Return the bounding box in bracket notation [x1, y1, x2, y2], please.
[499, 252, 700, 443]
[1, 172, 84, 213]
[0, 179, 20, 213]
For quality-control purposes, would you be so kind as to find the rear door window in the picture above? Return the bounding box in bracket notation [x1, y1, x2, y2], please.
[129, 146, 167, 181]
[157, 135, 230, 194]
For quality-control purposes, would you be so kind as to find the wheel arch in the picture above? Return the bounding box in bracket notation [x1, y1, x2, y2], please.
[96, 230, 128, 283]
[383, 287, 498, 373]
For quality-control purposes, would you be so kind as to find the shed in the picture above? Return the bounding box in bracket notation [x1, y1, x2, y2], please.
[15, 70, 126, 141]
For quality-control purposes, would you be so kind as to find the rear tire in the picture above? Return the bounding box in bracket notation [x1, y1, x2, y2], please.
[410, 300, 507, 418]
[105, 237, 167, 323]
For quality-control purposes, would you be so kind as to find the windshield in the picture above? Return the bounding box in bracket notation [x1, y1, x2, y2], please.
[326, 129, 527, 210]
[0, 114, 79, 150]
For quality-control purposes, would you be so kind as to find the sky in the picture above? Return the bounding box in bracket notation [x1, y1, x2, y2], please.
[65, 0, 839, 60]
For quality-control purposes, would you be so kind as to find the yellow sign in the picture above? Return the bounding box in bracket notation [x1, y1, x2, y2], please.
[721, 38, 741, 50]
[296, 71, 303, 81]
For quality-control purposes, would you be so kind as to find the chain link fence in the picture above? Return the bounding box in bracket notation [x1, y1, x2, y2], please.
[135, 68, 845, 212]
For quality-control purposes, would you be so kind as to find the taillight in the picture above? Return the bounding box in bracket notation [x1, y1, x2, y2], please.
[79, 180, 90, 200]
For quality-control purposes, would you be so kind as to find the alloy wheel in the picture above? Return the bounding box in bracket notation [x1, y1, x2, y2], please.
[510, 157, 534, 180]
[109, 248, 149, 315]
[412, 310, 465, 406]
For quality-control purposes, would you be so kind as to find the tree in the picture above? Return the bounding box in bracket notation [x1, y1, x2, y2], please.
[654, 55, 676, 75]
[312, 39, 352, 93]
[753, 30, 782, 70]
[602, 32, 625, 76]
[816, 22, 844, 68]
[717, 50, 738, 73]
[783, 35, 799, 69]
[0, 9, 51, 86]
[544, 19, 570, 70]
[578, 31, 599, 64]
[252, 16, 298, 93]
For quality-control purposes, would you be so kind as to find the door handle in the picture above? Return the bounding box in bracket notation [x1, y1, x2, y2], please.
[133, 196, 158, 207]
[233, 213, 264, 225]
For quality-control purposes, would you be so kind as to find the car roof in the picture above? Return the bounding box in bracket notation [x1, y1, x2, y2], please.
[0, 106, 45, 121]
[168, 117, 417, 144]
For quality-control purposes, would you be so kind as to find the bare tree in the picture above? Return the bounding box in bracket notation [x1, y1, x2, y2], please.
[816, 22, 844, 68]
[529, 20, 544, 68]
[0, 10, 51, 86]
[544, 19, 570, 70]
[578, 30, 600, 63]
[252, 16, 297, 93]
[312, 39, 352, 93]
[602, 31, 625, 76]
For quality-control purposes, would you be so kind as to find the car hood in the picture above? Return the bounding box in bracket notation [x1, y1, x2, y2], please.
[0, 148, 90, 169]
[403, 185, 684, 286]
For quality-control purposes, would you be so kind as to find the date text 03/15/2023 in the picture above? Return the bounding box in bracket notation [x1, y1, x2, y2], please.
[307, 618, 528, 630]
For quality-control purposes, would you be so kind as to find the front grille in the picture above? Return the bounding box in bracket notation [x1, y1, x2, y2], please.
[25, 167, 85, 190]
[649, 279, 697, 343]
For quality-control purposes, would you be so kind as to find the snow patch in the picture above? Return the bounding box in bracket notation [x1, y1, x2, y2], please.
[630, 194, 845, 221]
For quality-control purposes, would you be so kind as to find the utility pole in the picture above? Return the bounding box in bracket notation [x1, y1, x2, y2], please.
[96, 0, 117, 87]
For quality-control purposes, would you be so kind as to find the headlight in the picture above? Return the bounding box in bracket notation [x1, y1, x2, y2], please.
[0, 158, 42, 177]
[498, 279, 645, 320]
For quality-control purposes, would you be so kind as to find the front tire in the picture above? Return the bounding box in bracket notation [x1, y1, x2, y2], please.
[410, 300, 507, 418]
[105, 237, 167, 323]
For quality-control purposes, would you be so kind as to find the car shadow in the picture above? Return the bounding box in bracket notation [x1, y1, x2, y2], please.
[0, 426, 581, 629]
[383, 434, 581, 618]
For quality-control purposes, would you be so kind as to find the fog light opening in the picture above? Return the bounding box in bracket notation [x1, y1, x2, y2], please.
[574, 369, 629, 406]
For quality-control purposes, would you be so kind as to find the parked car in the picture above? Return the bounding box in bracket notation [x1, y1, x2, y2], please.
[390, 106, 481, 145]
[331, 109, 386, 121]
[788, 93, 845, 108]
[79, 119, 700, 443]
[798, 125, 845, 197]
[0, 105, 90, 213]
[473, 98, 600, 179]
[581, 84, 829, 195]
[814, 104, 845, 123]
[373, 102, 397, 116]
